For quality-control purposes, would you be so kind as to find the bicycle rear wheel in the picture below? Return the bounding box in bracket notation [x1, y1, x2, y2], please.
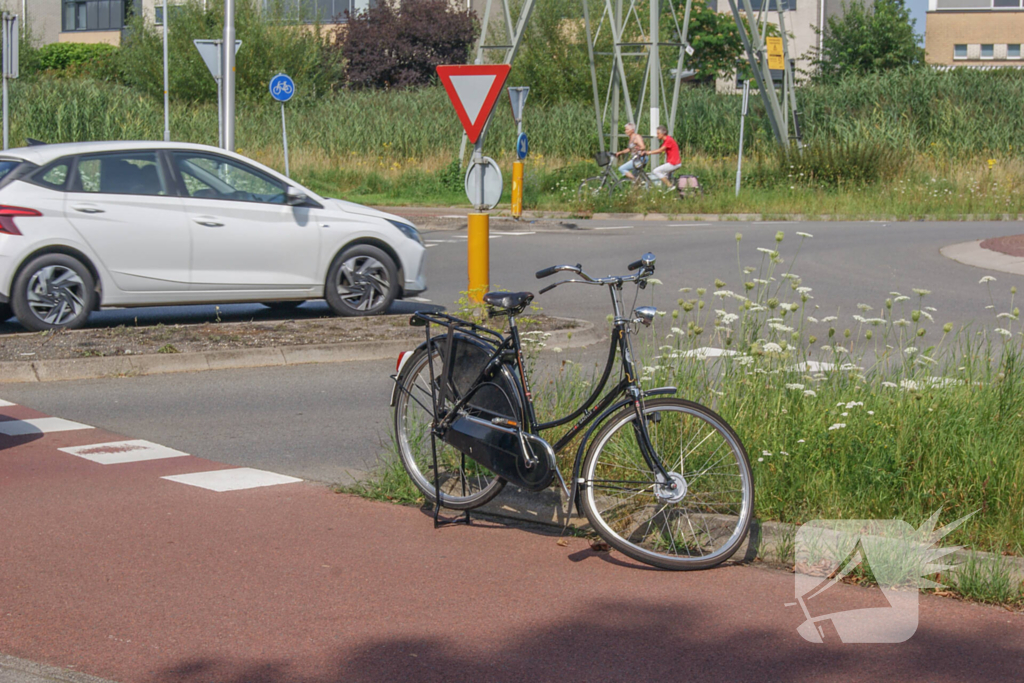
[580, 398, 754, 570]
[393, 344, 506, 510]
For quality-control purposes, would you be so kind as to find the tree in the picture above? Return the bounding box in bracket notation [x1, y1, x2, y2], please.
[340, 0, 477, 89]
[812, 0, 924, 83]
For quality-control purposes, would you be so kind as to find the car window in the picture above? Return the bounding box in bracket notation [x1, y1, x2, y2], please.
[172, 152, 286, 204]
[0, 159, 22, 182]
[72, 152, 169, 196]
[29, 160, 72, 191]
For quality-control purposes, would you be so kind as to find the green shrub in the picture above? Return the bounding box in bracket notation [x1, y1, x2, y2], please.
[118, 0, 342, 103]
[37, 43, 118, 71]
[776, 140, 908, 188]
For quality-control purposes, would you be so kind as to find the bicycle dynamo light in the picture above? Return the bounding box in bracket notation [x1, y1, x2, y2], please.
[634, 306, 657, 327]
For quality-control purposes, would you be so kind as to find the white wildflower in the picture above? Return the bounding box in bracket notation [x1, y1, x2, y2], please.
[803, 389, 817, 397]
[796, 232, 813, 238]
[853, 315, 867, 324]
[979, 276, 997, 284]
[828, 423, 847, 431]
[894, 296, 910, 303]
[769, 323, 794, 333]
[797, 286, 813, 294]
[797, 439, 806, 443]
[841, 412, 848, 417]
[762, 450, 772, 457]
[845, 401, 864, 409]
[904, 347, 918, 355]
[763, 342, 783, 353]
[995, 328, 1013, 338]
[821, 316, 838, 323]
[806, 316, 819, 323]
[785, 383, 805, 391]
[867, 410, 875, 415]
[894, 319, 911, 328]
[920, 310, 934, 322]
[857, 303, 872, 311]
[648, 278, 663, 285]
[756, 247, 774, 255]
[997, 312, 1017, 320]
[882, 381, 898, 388]
[912, 288, 931, 296]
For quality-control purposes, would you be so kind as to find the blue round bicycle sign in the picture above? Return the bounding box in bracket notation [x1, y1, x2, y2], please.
[269, 73, 295, 102]
[516, 132, 529, 159]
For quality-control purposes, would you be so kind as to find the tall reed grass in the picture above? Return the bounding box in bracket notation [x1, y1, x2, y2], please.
[10, 68, 1024, 161]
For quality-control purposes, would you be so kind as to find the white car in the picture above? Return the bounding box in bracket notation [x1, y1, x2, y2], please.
[0, 141, 426, 331]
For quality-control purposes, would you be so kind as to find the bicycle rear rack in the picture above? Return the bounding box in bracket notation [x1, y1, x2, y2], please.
[410, 311, 505, 528]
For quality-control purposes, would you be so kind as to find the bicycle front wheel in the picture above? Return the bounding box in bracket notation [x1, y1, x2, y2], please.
[393, 345, 506, 510]
[581, 398, 754, 570]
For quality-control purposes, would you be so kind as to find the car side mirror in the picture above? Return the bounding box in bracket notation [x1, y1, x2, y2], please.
[285, 187, 308, 206]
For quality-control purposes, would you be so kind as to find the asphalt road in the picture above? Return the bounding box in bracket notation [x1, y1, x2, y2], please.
[3, 219, 1024, 485]
[4, 218, 1023, 333]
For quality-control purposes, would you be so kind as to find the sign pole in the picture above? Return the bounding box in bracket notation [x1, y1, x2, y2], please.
[735, 80, 749, 197]
[162, 0, 170, 142]
[1, 13, 16, 151]
[468, 138, 488, 302]
[280, 102, 289, 178]
[217, 73, 223, 148]
[223, 0, 235, 151]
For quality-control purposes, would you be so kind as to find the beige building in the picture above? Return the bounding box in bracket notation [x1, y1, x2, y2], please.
[714, 0, 873, 88]
[926, 1, 1024, 66]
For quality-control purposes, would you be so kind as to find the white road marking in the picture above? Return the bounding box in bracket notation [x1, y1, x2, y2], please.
[668, 223, 703, 227]
[59, 439, 190, 465]
[424, 244, 437, 248]
[0, 399, 15, 407]
[162, 467, 302, 492]
[406, 297, 432, 303]
[491, 231, 535, 236]
[0, 417, 94, 436]
[594, 225, 634, 230]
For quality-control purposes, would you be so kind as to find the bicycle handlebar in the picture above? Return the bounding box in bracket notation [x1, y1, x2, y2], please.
[534, 254, 656, 294]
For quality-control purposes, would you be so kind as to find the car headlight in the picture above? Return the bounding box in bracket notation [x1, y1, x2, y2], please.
[387, 219, 423, 246]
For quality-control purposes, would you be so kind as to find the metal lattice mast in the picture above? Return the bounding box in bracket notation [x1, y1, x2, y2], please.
[457, 0, 538, 163]
[582, 0, 695, 156]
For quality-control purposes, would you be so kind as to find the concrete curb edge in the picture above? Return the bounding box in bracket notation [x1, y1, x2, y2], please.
[0, 318, 599, 384]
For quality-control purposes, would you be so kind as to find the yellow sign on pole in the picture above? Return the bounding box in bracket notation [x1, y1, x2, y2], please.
[766, 37, 785, 71]
[511, 161, 524, 219]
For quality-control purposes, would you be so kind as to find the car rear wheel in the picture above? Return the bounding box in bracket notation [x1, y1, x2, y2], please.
[324, 245, 398, 317]
[12, 253, 96, 331]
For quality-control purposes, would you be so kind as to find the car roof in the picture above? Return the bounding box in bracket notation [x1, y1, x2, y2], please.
[0, 141, 246, 166]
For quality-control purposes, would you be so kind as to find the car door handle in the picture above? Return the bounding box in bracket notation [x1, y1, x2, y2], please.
[72, 205, 105, 214]
[193, 216, 225, 227]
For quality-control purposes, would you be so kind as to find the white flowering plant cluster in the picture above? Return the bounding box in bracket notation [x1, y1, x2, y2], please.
[606, 231, 1024, 553]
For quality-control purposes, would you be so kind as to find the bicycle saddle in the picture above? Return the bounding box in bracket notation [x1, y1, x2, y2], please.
[483, 291, 534, 312]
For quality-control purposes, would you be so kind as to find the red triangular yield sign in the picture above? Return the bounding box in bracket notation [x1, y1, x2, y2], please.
[436, 64, 511, 144]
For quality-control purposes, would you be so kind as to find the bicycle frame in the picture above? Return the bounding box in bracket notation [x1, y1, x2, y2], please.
[406, 277, 677, 514]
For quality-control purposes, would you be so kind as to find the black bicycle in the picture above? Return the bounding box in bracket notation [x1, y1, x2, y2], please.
[391, 254, 754, 570]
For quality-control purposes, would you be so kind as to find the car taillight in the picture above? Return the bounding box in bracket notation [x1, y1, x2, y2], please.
[0, 205, 41, 236]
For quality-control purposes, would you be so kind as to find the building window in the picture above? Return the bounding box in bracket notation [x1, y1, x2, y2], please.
[993, 0, 1021, 7]
[1008, 44, 1022, 59]
[981, 44, 994, 59]
[953, 44, 968, 60]
[63, 0, 127, 32]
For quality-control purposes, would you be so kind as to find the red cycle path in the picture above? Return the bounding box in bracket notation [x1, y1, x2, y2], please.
[0, 401, 1021, 683]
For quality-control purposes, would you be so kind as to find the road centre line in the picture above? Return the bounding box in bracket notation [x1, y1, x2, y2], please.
[162, 468, 303, 492]
[0, 417, 94, 436]
[594, 225, 634, 230]
[60, 440, 190, 465]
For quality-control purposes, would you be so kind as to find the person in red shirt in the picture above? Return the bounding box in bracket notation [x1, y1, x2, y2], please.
[648, 125, 684, 188]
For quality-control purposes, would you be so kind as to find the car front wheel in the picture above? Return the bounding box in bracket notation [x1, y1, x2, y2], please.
[12, 253, 96, 331]
[324, 245, 398, 316]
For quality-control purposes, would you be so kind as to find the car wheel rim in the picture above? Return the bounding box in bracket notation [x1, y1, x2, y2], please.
[26, 266, 87, 325]
[337, 256, 390, 311]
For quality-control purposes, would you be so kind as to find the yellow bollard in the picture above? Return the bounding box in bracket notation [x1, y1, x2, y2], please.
[511, 161, 524, 219]
[467, 213, 490, 303]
